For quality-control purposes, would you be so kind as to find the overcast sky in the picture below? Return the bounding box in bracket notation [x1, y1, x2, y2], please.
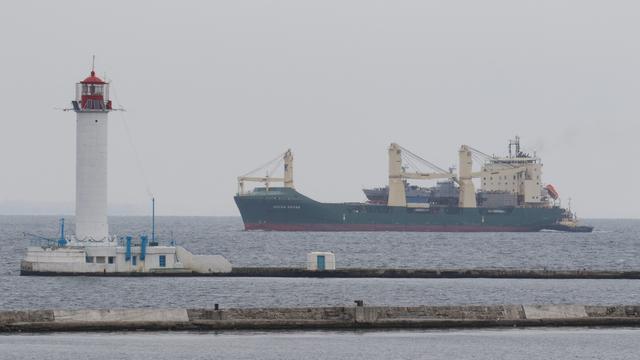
[0, 1, 638, 218]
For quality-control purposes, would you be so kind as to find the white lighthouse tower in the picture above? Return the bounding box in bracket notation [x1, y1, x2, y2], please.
[72, 67, 112, 241]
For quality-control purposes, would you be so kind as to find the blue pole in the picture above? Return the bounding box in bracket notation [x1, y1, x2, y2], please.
[152, 197, 155, 243]
[125, 236, 132, 261]
[140, 235, 148, 261]
[57, 218, 67, 247]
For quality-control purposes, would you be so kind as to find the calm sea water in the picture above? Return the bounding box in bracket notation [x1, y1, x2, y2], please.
[2, 216, 639, 357]
[2, 328, 640, 359]
[0, 216, 639, 309]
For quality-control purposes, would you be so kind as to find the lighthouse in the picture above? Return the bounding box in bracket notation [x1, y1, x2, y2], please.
[19, 64, 233, 275]
[72, 68, 112, 241]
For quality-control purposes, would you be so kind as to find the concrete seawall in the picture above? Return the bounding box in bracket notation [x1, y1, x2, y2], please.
[227, 267, 640, 279]
[2, 305, 640, 332]
[21, 267, 640, 279]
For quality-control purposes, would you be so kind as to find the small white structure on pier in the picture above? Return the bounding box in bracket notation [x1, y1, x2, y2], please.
[307, 252, 336, 271]
[21, 65, 231, 275]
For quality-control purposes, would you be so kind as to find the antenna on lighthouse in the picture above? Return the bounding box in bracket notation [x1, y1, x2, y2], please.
[91, 55, 96, 73]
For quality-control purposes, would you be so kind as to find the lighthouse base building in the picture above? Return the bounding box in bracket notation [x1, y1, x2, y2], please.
[21, 242, 231, 275]
[21, 67, 231, 275]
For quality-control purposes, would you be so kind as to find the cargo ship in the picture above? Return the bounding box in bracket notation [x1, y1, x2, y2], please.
[234, 138, 592, 232]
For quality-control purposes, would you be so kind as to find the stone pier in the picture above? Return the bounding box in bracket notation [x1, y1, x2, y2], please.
[2, 304, 640, 332]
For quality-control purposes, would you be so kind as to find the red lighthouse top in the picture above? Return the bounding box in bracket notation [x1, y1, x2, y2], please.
[74, 68, 111, 111]
[81, 70, 106, 85]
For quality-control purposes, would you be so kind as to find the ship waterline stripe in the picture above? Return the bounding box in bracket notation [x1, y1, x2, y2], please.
[243, 223, 538, 232]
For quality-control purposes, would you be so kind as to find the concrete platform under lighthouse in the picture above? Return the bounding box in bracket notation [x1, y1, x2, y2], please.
[21, 238, 231, 275]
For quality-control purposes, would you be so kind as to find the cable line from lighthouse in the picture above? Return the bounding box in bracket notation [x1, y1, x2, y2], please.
[111, 83, 159, 242]
[111, 83, 154, 201]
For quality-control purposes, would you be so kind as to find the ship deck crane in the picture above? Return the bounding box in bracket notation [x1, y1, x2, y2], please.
[388, 143, 528, 208]
[387, 143, 457, 207]
[237, 149, 294, 194]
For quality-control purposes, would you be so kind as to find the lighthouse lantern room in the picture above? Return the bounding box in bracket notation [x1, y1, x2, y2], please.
[74, 70, 112, 111]
[72, 69, 112, 242]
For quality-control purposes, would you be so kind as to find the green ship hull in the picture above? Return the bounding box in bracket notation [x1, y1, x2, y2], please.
[234, 188, 565, 232]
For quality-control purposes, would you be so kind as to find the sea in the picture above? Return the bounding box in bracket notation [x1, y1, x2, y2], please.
[1, 216, 639, 358]
[2, 328, 640, 360]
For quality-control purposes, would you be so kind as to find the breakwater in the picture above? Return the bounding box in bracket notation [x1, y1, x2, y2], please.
[2, 304, 640, 332]
[21, 267, 640, 279]
[227, 267, 640, 279]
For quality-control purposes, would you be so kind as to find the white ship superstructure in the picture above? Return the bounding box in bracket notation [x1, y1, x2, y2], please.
[479, 136, 546, 205]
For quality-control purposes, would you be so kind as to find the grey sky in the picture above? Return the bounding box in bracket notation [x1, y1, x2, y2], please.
[0, 1, 638, 217]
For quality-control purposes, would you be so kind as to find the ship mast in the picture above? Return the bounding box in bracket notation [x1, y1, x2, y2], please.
[458, 145, 477, 208]
[508, 136, 521, 158]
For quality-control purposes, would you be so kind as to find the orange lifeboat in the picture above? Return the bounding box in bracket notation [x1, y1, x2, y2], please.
[545, 184, 559, 200]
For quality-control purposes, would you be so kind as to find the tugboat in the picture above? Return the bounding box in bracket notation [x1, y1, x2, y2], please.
[542, 203, 594, 233]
